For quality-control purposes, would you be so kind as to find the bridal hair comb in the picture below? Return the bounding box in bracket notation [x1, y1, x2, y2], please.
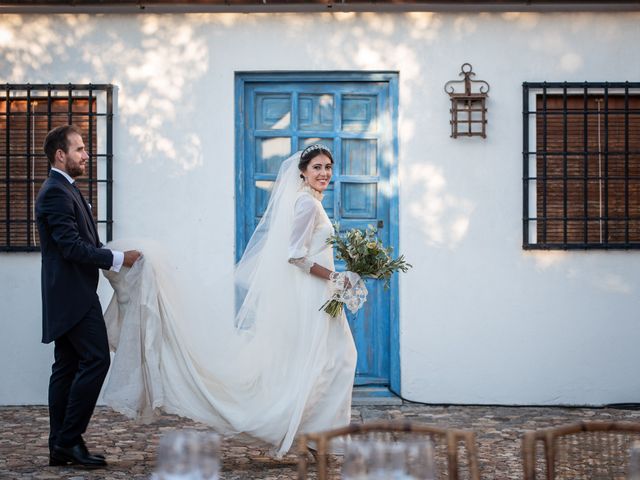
[301, 143, 332, 159]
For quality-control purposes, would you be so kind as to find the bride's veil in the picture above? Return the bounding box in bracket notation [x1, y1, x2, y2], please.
[234, 151, 303, 331]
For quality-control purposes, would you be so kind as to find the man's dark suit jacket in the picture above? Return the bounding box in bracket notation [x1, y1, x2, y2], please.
[35, 170, 113, 344]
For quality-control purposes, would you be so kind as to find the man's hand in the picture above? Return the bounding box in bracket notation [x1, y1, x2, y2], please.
[123, 250, 142, 267]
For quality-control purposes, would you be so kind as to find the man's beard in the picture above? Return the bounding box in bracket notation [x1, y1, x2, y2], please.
[66, 162, 85, 178]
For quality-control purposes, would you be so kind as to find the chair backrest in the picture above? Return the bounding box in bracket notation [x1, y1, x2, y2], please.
[522, 420, 640, 480]
[297, 420, 481, 480]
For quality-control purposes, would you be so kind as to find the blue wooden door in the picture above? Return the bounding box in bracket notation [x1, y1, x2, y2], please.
[236, 73, 399, 392]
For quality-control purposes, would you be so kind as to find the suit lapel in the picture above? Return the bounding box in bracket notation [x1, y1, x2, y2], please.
[50, 171, 99, 245]
[77, 190, 99, 244]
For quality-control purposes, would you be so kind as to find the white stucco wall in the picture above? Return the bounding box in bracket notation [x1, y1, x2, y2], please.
[1, 10, 638, 405]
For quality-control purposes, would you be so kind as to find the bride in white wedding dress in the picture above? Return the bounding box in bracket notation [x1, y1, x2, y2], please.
[101, 145, 365, 457]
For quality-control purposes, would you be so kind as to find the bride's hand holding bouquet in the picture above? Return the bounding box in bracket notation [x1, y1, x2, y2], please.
[321, 224, 412, 317]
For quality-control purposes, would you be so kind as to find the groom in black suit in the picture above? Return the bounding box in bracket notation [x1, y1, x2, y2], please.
[36, 125, 140, 468]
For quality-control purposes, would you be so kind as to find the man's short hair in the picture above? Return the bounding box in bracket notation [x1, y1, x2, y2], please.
[43, 125, 82, 165]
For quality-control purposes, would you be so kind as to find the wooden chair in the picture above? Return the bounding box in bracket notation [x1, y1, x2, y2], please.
[297, 420, 481, 480]
[522, 420, 640, 480]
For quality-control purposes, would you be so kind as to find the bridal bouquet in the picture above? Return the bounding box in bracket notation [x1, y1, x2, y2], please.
[321, 224, 412, 317]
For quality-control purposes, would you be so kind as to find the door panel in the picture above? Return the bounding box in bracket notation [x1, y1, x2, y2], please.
[237, 74, 398, 388]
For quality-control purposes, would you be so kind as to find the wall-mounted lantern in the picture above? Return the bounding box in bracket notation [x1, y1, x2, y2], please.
[444, 63, 490, 138]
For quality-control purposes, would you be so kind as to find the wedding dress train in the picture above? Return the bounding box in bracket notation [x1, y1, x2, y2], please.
[101, 158, 357, 457]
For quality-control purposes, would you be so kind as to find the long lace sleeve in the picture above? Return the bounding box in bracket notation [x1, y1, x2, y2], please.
[288, 194, 316, 273]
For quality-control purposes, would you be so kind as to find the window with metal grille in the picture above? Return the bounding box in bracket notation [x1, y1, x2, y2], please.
[523, 82, 640, 249]
[0, 84, 113, 252]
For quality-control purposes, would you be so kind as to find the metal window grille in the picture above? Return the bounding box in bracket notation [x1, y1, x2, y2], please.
[0, 84, 113, 252]
[523, 82, 640, 249]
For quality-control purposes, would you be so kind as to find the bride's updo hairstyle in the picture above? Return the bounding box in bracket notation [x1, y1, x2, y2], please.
[299, 144, 333, 179]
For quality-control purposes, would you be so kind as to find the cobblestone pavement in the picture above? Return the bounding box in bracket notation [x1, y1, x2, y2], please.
[1, 403, 639, 479]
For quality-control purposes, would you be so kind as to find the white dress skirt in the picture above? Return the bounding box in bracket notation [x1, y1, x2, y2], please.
[102, 190, 357, 457]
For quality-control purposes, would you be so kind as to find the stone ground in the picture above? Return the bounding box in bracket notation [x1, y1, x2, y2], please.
[1, 403, 639, 479]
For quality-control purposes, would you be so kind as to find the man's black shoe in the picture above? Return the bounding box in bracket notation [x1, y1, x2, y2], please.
[78, 438, 106, 460]
[49, 438, 105, 465]
[49, 450, 105, 466]
[51, 444, 107, 469]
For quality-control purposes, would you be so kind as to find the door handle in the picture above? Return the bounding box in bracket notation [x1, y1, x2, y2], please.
[377, 220, 384, 229]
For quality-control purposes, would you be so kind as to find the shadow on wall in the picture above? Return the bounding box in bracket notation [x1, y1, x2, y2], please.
[0, 14, 210, 175]
[274, 12, 477, 248]
[0, 11, 636, 241]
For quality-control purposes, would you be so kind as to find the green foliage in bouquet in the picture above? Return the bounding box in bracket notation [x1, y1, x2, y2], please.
[321, 224, 412, 317]
[326, 223, 412, 289]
